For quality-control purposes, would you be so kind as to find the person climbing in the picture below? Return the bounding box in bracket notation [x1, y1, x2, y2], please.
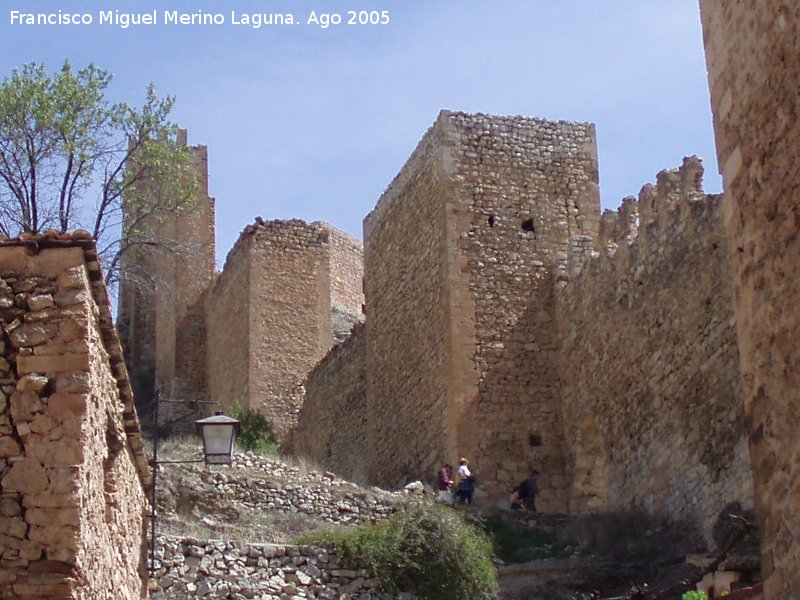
[437, 463, 454, 503]
[516, 469, 540, 512]
[455, 457, 476, 504]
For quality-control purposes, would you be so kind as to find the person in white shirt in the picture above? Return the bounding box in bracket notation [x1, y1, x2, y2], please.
[455, 458, 475, 504]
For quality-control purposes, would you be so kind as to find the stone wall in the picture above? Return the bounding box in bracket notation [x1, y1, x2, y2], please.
[154, 537, 394, 599]
[557, 157, 753, 540]
[292, 324, 367, 482]
[206, 234, 252, 412]
[362, 111, 600, 506]
[0, 234, 149, 599]
[317, 222, 364, 318]
[248, 220, 332, 441]
[363, 116, 453, 487]
[700, 2, 800, 596]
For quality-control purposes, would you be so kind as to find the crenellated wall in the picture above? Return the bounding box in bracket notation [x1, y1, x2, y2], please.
[557, 157, 753, 541]
[0, 234, 149, 599]
[700, 1, 800, 595]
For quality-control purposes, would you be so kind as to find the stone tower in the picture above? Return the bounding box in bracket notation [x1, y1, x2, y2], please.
[363, 111, 600, 508]
[117, 130, 216, 409]
[206, 219, 363, 442]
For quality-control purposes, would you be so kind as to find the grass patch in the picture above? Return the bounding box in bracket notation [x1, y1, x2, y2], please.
[484, 516, 572, 563]
[300, 503, 498, 600]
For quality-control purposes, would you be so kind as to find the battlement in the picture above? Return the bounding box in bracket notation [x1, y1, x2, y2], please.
[568, 156, 718, 282]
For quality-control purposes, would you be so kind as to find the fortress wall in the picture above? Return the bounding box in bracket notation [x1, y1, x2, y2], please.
[0, 238, 148, 599]
[317, 223, 364, 317]
[557, 158, 753, 540]
[292, 323, 367, 481]
[700, 1, 800, 594]
[247, 220, 333, 442]
[363, 118, 452, 486]
[207, 234, 252, 413]
[444, 112, 601, 508]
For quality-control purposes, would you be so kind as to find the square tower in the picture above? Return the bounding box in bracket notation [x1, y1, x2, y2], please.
[363, 111, 600, 508]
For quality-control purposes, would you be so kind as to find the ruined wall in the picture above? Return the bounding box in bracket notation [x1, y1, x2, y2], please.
[317, 223, 364, 317]
[292, 324, 367, 481]
[0, 236, 148, 599]
[206, 235, 252, 413]
[557, 158, 753, 540]
[363, 111, 600, 504]
[700, 2, 800, 596]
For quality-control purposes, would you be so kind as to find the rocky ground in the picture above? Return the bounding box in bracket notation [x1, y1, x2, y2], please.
[152, 438, 709, 599]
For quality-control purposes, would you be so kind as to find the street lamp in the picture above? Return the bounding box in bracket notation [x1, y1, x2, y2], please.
[148, 392, 240, 575]
[195, 412, 241, 465]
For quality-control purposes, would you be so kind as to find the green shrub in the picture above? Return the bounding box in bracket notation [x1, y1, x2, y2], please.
[682, 591, 708, 600]
[228, 404, 276, 454]
[301, 503, 498, 600]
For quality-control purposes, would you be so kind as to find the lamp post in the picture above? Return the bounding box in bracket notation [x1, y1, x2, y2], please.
[148, 391, 240, 575]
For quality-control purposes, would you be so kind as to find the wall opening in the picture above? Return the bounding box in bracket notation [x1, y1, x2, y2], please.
[488, 215, 496, 228]
[521, 219, 535, 233]
[529, 433, 543, 447]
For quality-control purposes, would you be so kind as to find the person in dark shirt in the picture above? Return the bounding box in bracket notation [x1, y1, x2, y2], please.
[516, 470, 540, 512]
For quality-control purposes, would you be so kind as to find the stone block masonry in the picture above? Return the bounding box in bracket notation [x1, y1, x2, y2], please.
[0, 233, 149, 599]
[701, 1, 800, 596]
[557, 157, 753, 542]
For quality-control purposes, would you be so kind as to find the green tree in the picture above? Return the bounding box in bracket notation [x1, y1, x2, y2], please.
[0, 61, 196, 285]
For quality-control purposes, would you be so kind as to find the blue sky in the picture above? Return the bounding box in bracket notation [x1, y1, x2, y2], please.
[1, 0, 718, 267]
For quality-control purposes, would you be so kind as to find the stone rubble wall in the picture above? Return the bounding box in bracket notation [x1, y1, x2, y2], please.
[556, 158, 753, 542]
[153, 537, 396, 600]
[292, 324, 368, 483]
[0, 237, 148, 599]
[700, 1, 800, 596]
[183, 455, 399, 526]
